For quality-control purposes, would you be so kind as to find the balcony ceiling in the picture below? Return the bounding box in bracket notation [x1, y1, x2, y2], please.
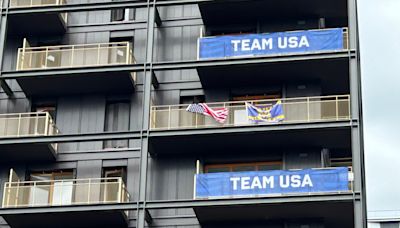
[8, 13, 66, 36]
[16, 71, 135, 98]
[199, 0, 348, 28]
[196, 57, 349, 95]
[3, 209, 128, 228]
[194, 199, 354, 228]
[0, 143, 56, 163]
[149, 124, 351, 156]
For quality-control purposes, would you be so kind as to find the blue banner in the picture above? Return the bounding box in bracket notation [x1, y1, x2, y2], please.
[195, 167, 349, 198]
[198, 28, 344, 59]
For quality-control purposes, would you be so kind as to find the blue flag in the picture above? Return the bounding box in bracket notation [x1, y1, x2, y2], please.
[246, 100, 285, 123]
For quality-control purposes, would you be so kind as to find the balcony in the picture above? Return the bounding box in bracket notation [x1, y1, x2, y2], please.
[195, 28, 350, 89]
[149, 95, 352, 155]
[198, 0, 348, 35]
[8, 0, 67, 35]
[0, 112, 58, 162]
[2, 177, 130, 227]
[15, 40, 136, 97]
[151, 95, 350, 130]
[192, 167, 355, 227]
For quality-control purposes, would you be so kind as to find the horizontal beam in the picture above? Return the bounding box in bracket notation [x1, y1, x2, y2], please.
[1, 51, 356, 80]
[149, 120, 356, 138]
[0, 130, 143, 144]
[145, 192, 361, 209]
[2, 0, 217, 15]
[1, 64, 145, 79]
[0, 192, 361, 215]
[0, 202, 138, 215]
[152, 50, 357, 71]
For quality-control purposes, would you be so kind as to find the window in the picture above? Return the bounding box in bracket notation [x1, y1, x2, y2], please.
[111, 5, 134, 22]
[33, 103, 57, 120]
[29, 170, 74, 206]
[205, 161, 283, 173]
[104, 100, 130, 149]
[102, 167, 126, 203]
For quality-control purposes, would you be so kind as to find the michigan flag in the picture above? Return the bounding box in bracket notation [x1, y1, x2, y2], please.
[246, 100, 285, 123]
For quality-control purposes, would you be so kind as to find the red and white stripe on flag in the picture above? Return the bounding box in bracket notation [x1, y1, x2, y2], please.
[199, 103, 228, 123]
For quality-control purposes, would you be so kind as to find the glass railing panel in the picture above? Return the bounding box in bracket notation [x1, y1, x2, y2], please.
[17, 42, 134, 71]
[10, 0, 63, 7]
[2, 178, 129, 208]
[0, 112, 58, 138]
[150, 95, 351, 130]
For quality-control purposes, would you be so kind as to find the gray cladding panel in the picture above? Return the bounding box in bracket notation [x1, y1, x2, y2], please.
[148, 157, 196, 201]
[154, 25, 201, 62]
[56, 95, 106, 152]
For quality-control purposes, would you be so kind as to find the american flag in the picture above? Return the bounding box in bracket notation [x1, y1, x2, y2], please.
[186, 103, 228, 123]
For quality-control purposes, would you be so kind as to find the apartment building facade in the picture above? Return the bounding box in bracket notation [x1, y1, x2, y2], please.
[0, 0, 366, 227]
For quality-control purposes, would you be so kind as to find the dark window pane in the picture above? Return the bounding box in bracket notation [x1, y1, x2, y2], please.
[104, 101, 130, 149]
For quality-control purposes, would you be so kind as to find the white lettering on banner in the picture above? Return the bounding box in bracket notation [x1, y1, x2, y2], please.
[230, 174, 313, 191]
[279, 36, 310, 49]
[231, 40, 241, 51]
[231, 38, 274, 52]
[230, 177, 240, 190]
[231, 36, 310, 52]
[242, 39, 251, 51]
[280, 174, 313, 188]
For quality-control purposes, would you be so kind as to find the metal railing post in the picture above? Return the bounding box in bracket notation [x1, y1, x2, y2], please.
[87, 179, 91, 204]
[44, 112, 49, 136]
[336, 96, 339, 121]
[70, 46, 75, 67]
[117, 178, 122, 203]
[307, 97, 310, 122]
[97, 44, 101, 65]
[195, 113, 198, 128]
[31, 182, 36, 207]
[17, 113, 21, 137]
[59, 180, 63, 206]
[125, 42, 130, 64]
[168, 106, 171, 130]
[348, 95, 351, 119]
[44, 47, 49, 69]
[3, 183, 8, 207]
[16, 49, 21, 70]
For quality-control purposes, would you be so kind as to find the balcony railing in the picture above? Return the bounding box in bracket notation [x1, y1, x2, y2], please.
[150, 95, 350, 130]
[16, 40, 135, 71]
[9, 0, 68, 23]
[193, 167, 354, 199]
[0, 112, 58, 138]
[2, 177, 130, 208]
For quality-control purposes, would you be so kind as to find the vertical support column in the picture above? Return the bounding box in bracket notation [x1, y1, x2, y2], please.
[348, 0, 367, 227]
[0, 12, 12, 96]
[136, 1, 156, 228]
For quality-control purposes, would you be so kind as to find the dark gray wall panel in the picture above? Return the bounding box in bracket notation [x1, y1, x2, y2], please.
[77, 160, 102, 179]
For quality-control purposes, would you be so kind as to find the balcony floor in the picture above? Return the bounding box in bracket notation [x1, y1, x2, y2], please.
[16, 70, 135, 98]
[0, 142, 56, 163]
[149, 121, 352, 156]
[8, 13, 66, 36]
[196, 55, 349, 94]
[199, 0, 347, 29]
[3, 209, 128, 228]
[194, 196, 354, 228]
